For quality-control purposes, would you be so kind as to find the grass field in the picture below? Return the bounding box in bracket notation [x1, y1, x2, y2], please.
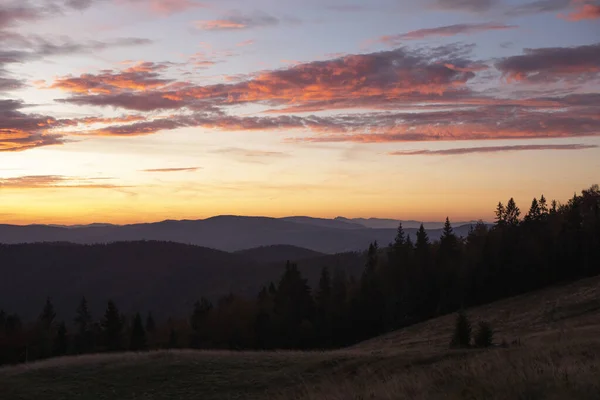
[1, 276, 599, 400]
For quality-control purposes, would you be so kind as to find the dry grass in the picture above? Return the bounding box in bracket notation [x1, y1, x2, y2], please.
[1, 277, 599, 400]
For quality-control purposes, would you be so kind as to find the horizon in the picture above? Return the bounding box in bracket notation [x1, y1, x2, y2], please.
[1, 0, 599, 225]
[1, 214, 490, 227]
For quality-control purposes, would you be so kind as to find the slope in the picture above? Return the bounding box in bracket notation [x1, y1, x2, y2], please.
[1, 275, 598, 400]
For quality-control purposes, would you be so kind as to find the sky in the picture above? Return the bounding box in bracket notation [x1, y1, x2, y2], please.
[0, 0, 599, 225]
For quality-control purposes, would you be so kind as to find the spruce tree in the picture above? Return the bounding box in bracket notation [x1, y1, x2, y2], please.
[145, 313, 156, 334]
[74, 297, 93, 353]
[39, 297, 56, 331]
[505, 198, 521, 226]
[474, 321, 494, 348]
[450, 311, 471, 348]
[54, 322, 68, 356]
[494, 202, 506, 226]
[101, 300, 123, 352]
[130, 313, 147, 351]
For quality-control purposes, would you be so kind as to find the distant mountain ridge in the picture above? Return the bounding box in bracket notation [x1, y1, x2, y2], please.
[0, 216, 484, 254]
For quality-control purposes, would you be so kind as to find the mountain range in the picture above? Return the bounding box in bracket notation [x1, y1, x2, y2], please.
[0, 216, 482, 254]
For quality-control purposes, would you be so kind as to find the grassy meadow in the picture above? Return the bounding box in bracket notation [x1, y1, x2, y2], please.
[1, 276, 599, 400]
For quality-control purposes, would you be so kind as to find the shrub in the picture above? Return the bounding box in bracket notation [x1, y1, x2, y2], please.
[475, 321, 494, 348]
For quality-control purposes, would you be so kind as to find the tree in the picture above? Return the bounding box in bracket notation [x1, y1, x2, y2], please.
[129, 313, 147, 351]
[539, 195, 548, 216]
[450, 311, 471, 348]
[145, 312, 156, 334]
[495, 202, 506, 226]
[101, 300, 123, 352]
[315, 267, 332, 347]
[74, 297, 93, 354]
[505, 198, 521, 226]
[74, 297, 92, 335]
[53, 322, 68, 356]
[190, 297, 213, 348]
[525, 198, 541, 222]
[474, 321, 494, 348]
[39, 297, 56, 331]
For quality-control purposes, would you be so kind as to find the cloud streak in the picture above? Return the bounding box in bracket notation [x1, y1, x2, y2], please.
[389, 144, 598, 156]
[195, 12, 279, 31]
[141, 167, 201, 172]
[377, 23, 517, 45]
[0, 175, 126, 189]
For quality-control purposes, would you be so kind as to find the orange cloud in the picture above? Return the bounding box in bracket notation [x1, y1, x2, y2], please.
[389, 144, 598, 156]
[562, 1, 600, 20]
[0, 175, 125, 189]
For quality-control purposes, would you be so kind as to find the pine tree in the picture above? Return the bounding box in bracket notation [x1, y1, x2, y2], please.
[450, 311, 472, 348]
[74, 297, 92, 335]
[495, 202, 506, 226]
[101, 300, 123, 352]
[39, 297, 56, 331]
[539, 195, 548, 216]
[505, 198, 521, 226]
[525, 198, 541, 222]
[190, 297, 213, 348]
[145, 313, 156, 334]
[53, 321, 68, 356]
[474, 321, 494, 348]
[74, 297, 93, 354]
[130, 313, 147, 351]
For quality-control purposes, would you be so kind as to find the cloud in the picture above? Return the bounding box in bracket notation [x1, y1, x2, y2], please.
[431, 0, 499, 12]
[236, 39, 255, 47]
[561, 1, 600, 20]
[377, 23, 517, 44]
[495, 43, 600, 82]
[0, 175, 126, 189]
[142, 167, 201, 172]
[195, 11, 279, 31]
[0, 99, 65, 152]
[50, 63, 173, 94]
[506, 0, 571, 16]
[389, 144, 598, 156]
[56, 45, 478, 113]
[212, 147, 289, 157]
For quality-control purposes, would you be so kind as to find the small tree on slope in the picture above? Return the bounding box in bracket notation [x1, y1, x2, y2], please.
[475, 321, 494, 348]
[450, 311, 472, 348]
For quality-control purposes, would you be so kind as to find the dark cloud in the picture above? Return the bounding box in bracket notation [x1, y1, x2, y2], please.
[377, 23, 517, 44]
[432, 0, 499, 12]
[505, 0, 570, 16]
[389, 144, 598, 156]
[0, 99, 65, 152]
[495, 43, 600, 82]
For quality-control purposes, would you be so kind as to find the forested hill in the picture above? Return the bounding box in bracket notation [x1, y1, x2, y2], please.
[0, 241, 365, 320]
[0, 216, 477, 253]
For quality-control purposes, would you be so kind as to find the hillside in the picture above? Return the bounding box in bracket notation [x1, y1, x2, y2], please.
[1, 276, 598, 400]
[0, 216, 476, 253]
[0, 241, 365, 320]
[235, 245, 325, 264]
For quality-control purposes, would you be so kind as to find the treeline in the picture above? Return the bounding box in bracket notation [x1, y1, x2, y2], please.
[1, 185, 599, 364]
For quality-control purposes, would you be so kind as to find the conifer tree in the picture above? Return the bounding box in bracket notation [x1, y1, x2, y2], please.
[539, 195, 548, 216]
[525, 198, 541, 222]
[145, 312, 156, 334]
[495, 202, 506, 226]
[39, 297, 56, 331]
[505, 198, 521, 226]
[74, 297, 93, 354]
[474, 321, 494, 348]
[130, 313, 147, 351]
[450, 311, 471, 348]
[54, 322, 68, 356]
[101, 300, 123, 352]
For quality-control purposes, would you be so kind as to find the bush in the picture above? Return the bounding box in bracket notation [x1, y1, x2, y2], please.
[475, 321, 494, 348]
[450, 311, 471, 348]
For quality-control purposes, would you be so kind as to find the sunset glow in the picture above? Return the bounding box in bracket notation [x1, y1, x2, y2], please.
[1, 0, 599, 225]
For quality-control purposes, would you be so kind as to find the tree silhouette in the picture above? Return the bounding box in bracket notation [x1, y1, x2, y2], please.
[505, 198, 521, 226]
[53, 322, 68, 356]
[145, 312, 156, 334]
[474, 321, 494, 348]
[129, 313, 147, 351]
[39, 297, 56, 331]
[101, 300, 123, 352]
[450, 311, 472, 348]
